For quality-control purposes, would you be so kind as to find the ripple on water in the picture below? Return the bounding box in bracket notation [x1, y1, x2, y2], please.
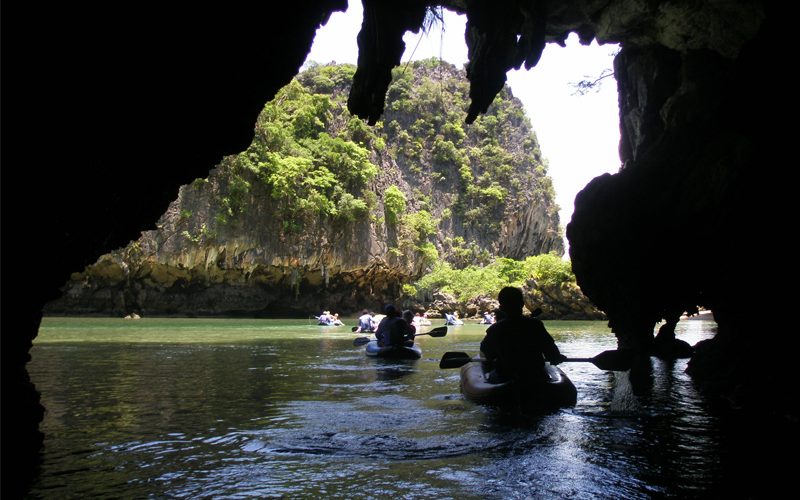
[227, 398, 548, 463]
[29, 318, 730, 498]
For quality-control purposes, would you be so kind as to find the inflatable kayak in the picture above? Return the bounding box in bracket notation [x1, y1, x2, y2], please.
[365, 340, 422, 360]
[459, 362, 577, 411]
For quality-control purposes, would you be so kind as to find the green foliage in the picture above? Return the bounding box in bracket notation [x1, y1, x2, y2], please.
[522, 253, 575, 287]
[283, 219, 302, 234]
[432, 138, 463, 165]
[265, 155, 333, 209]
[216, 167, 252, 222]
[302, 133, 378, 188]
[335, 193, 369, 221]
[215, 68, 381, 229]
[228, 175, 252, 202]
[346, 116, 374, 146]
[403, 210, 438, 242]
[413, 190, 432, 211]
[287, 80, 332, 139]
[449, 242, 475, 268]
[387, 69, 413, 104]
[257, 121, 294, 152]
[181, 230, 197, 244]
[411, 118, 433, 139]
[442, 122, 466, 145]
[458, 163, 474, 187]
[181, 223, 216, 245]
[363, 191, 378, 210]
[495, 257, 528, 284]
[477, 183, 507, 204]
[402, 283, 418, 296]
[412, 254, 575, 304]
[384, 185, 407, 225]
[299, 63, 357, 94]
[415, 241, 439, 267]
[414, 261, 507, 303]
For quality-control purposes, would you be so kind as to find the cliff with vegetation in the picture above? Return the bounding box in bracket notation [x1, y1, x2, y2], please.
[47, 60, 569, 316]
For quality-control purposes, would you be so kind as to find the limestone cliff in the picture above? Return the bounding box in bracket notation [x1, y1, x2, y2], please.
[47, 61, 562, 316]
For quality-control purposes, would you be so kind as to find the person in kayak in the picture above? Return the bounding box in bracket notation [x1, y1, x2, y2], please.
[402, 310, 416, 336]
[480, 286, 567, 384]
[444, 312, 463, 325]
[375, 304, 413, 347]
[317, 310, 331, 325]
[356, 309, 375, 333]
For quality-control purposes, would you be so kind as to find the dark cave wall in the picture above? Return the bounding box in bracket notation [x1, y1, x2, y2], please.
[568, 44, 738, 349]
[2, 2, 348, 496]
[568, 16, 790, 403]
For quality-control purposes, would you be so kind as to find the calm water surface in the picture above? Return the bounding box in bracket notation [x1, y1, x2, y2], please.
[29, 317, 729, 498]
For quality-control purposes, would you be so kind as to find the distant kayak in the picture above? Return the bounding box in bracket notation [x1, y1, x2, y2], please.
[444, 313, 463, 325]
[459, 362, 577, 411]
[315, 316, 344, 326]
[364, 340, 422, 360]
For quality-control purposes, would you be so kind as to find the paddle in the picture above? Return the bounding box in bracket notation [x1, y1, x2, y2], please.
[438, 349, 635, 371]
[353, 326, 448, 346]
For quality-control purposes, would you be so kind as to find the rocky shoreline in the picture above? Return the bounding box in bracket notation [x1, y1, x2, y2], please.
[45, 269, 605, 321]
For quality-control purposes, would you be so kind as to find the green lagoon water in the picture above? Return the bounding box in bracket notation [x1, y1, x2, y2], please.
[29, 316, 735, 498]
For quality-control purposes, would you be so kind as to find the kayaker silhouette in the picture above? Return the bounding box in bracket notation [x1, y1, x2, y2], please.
[375, 304, 413, 347]
[480, 286, 567, 384]
[402, 309, 416, 336]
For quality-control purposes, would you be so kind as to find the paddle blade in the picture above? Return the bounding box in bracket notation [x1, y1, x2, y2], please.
[426, 326, 448, 338]
[353, 337, 372, 346]
[439, 351, 474, 369]
[591, 349, 635, 371]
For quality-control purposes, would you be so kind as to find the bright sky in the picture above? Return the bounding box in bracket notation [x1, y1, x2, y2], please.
[305, 3, 621, 255]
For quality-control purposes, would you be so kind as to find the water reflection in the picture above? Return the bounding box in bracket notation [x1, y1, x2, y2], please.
[374, 363, 416, 383]
[28, 317, 755, 498]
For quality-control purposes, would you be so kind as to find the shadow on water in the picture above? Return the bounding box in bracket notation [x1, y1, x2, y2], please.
[373, 361, 417, 383]
[28, 317, 778, 498]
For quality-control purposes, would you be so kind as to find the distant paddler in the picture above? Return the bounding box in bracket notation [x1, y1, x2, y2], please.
[355, 309, 375, 333]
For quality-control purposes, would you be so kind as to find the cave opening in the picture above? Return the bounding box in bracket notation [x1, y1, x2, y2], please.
[3, 1, 793, 497]
[309, 2, 623, 256]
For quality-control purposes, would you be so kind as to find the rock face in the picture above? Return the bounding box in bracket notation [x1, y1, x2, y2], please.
[7, 3, 350, 495]
[523, 278, 604, 320]
[46, 62, 562, 317]
[568, 21, 786, 409]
